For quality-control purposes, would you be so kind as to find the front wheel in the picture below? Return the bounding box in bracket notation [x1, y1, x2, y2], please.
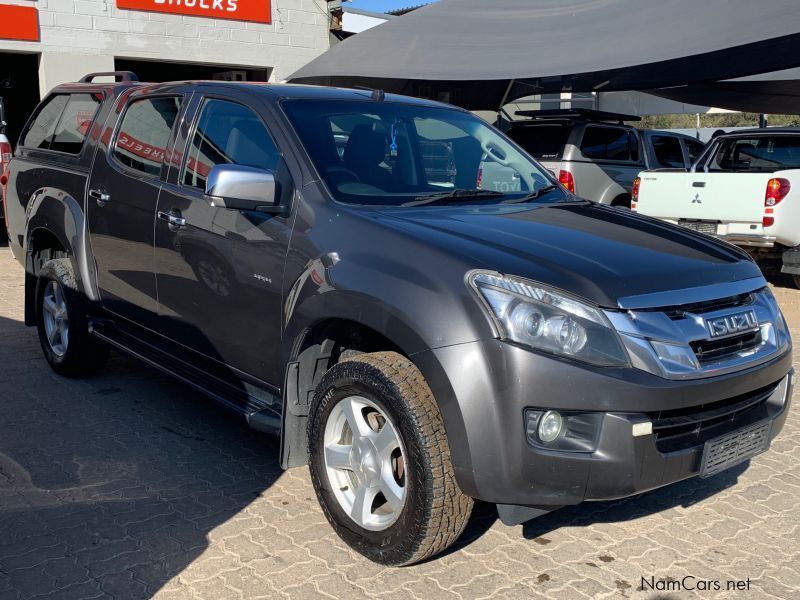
[35, 258, 109, 377]
[308, 352, 473, 566]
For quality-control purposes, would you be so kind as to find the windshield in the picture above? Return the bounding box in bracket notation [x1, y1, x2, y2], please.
[709, 135, 800, 172]
[282, 99, 560, 206]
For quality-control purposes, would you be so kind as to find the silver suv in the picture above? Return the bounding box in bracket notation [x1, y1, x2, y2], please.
[507, 109, 705, 208]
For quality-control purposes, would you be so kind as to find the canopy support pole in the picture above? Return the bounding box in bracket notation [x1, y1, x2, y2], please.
[499, 79, 516, 111]
[495, 79, 516, 130]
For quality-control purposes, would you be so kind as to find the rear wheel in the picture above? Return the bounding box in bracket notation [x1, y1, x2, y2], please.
[611, 195, 632, 209]
[35, 258, 109, 377]
[308, 351, 473, 565]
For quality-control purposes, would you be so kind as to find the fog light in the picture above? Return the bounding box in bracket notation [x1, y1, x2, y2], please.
[538, 410, 564, 443]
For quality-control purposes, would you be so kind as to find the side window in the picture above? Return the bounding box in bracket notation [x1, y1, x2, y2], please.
[685, 140, 705, 164]
[113, 96, 181, 177]
[580, 126, 635, 161]
[183, 99, 280, 190]
[49, 93, 102, 154]
[652, 136, 685, 168]
[21, 95, 69, 150]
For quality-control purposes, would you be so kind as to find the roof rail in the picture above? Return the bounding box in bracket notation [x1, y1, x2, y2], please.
[515, 108, 641, 123]
[78, 71, 139, 83]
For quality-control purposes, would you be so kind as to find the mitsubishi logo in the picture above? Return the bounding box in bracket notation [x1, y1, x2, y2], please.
[705, 310, 758, 338]
[692, 193, 702, 204]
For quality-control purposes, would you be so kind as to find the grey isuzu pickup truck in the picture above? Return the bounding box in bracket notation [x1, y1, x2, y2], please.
[2, 73, 793, 566]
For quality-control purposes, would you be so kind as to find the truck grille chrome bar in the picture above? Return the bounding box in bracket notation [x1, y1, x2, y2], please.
[605, 284, 790, 380]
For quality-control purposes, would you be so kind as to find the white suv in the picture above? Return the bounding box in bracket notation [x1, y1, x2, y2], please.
[506, 109, 704, 208]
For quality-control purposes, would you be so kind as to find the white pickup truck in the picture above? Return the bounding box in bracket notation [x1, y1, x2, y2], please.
[633, 128, 800, 286]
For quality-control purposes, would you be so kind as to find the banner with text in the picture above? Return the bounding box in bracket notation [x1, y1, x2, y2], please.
[116, 0, 271, 24]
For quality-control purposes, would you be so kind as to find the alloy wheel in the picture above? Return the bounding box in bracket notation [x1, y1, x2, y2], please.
[323, 395, 407, 531]
[42, 280, 69, 357]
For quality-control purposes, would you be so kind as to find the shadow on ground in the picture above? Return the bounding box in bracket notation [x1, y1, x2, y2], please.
[0, 303, 283, 597]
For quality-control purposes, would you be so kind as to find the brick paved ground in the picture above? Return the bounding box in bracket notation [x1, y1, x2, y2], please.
[0, 239, 798, 600]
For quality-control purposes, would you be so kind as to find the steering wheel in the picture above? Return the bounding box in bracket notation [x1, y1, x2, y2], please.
[481, 141, 512, 167]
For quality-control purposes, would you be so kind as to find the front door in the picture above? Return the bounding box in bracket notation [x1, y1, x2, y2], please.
[87, 93, 184, 326]
[154, 95, 294, 387]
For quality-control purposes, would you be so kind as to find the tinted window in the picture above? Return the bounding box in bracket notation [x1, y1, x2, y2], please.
[709, 136, 800, 172]
[49, 94, 102, 154]
[113, 96, 181, 177]
[182, 99, 279, 190]
[508, 124, 572, 159]
[652, 135, 685, 168]
[22, 95, 69, 150]
[580, 126, 636, 161]
[283, 100, 557, 206]
[685, 139, 705, 164]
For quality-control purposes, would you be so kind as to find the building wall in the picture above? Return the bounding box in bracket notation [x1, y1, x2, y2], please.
[0, 0, 330, 95]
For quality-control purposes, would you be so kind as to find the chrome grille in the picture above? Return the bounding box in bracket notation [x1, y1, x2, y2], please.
[605, 284, 789, 380]
[691, 330, 762, 364]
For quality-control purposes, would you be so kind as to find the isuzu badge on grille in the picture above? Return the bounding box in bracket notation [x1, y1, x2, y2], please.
[705, 310, 758, 338]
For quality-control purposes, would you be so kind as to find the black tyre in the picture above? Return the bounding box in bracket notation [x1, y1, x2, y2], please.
[792, 274, 800, 290]
[35, 258, 109, 377]
[308, 351, 473, 566]
[611, 195, 632, 209]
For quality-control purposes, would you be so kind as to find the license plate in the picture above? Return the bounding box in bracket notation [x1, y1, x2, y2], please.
[699, 420, 772, 478]
[679, 220, 718, 236]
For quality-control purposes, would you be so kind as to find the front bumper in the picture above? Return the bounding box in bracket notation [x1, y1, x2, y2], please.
[415, 340, 793, 508]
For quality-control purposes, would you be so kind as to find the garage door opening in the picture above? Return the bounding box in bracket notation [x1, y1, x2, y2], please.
[114, 58, 271, 84]
[0, 52, 41, 148]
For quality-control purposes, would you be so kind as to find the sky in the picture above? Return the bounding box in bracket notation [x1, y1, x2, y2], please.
[347, 0, 437, 12]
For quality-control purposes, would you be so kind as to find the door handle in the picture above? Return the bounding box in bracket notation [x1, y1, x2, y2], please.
[158, 210, 187, 232]
[89, 188, 111, 207]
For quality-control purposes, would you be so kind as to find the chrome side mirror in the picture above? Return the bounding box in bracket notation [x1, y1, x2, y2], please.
[205, 164, 278, 212]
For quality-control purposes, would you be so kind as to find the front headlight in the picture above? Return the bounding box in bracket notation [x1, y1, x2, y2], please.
[469, 272, 629, 367]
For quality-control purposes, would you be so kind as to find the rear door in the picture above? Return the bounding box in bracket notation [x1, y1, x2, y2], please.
[153, 90, 295, 388]
[650, 134, 686, 169]
[638, 136, 775, 224]
[574, 124, 643, 200]
[636, 171, 768, 224]
[86, 91, 187, 327]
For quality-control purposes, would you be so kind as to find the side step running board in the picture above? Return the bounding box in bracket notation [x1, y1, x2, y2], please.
[89, 318, 281, 435]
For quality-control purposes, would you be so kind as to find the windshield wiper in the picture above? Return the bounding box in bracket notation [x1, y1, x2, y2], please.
[500, 185, 559, 205]
[401, 189, 505, 207]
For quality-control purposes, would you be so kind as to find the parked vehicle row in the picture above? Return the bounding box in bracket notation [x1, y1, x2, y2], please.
[3, 74, 793, 565]
[506, 109, 704, 208]
[633, 129, 800, 286]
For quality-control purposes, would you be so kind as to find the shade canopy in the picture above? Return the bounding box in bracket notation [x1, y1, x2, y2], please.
[652, 69, 800, 114]
[289, 0, 800, 111]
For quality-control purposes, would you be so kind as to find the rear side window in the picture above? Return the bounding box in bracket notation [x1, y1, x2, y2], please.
[48, 94, 102, 154]
[113, 96, 181, 177]
[22, 94, 101, 154]
[508, 124, 571, 160]
[182, 98, 280, 190]
[652, 135, 685, 168]
[685, 139, 705, 164]
[580, 126, 638, 162]
[22, 95, 69, 150]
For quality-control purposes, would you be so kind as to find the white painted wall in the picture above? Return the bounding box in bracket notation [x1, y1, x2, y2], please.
[342, 11, 388, 34]
[0, 0, 331, 96]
